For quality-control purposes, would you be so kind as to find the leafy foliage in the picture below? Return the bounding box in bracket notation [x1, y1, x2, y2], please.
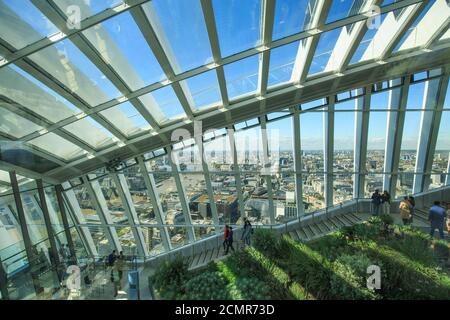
[149, 256, 189, 300]
[181, 272, 230, 300]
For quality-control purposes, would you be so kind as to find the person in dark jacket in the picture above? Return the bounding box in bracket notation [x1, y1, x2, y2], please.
[241, 218, 253, 247]
[408, 196, 415, 223]
[225, 227, 235, 255]
[428, 201, 447, 239]
[371, 190, 382, 216]
[381, 190, 391, 215]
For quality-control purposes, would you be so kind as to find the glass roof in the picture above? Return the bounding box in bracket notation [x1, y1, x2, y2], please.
[0, 0, 447, 178]
[0, 0, 59, 50]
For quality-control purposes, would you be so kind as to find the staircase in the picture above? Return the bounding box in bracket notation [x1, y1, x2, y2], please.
[187, 211, 365, 270]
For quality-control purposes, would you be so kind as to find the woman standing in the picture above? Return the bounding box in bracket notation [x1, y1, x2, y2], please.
[241, 218, 253, 247]
[399, 196, 412, 225]
[381, 190, 391, 215]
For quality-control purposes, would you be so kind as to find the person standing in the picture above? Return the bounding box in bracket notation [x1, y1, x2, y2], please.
[371, 190, 382, 216]
[222, 225, 230, 252]
[408, 196, 415, 223]
[107, 250, 117, 267]
[428, 201, 447, 239]
[225, 226, 235, 255]
[381, 190, 391, 215]
[116, 251, 125, 283]
[399, 196, 412, 225]
[241, 218, 253, 247]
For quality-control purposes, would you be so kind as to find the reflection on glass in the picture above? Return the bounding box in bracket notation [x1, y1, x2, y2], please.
[272, 0, 317, 41]
[139, 85, 187, 123]
[143, 0, 213, 73]
[0, 107, 43, 138]
[224, 54, 260, 100]
[213, 0, 261, 57]
[82, 10, 165, 91]
[308, 27, 343, 75]
[100, 102, 151, 137]
[53, 0, 123, 22]
[0, 0, 59, 50]
[181, 70, 222, 111]
[268, 41, 301, 88]
[29, 40, 121, 107]
[28, 132, 86, 161]
[63, 117, 115, 150]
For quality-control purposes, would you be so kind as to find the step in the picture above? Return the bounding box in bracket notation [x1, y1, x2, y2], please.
[302, 225, 315, 239]
[322, 219, 337, 231]
[190, 253, 202, 269]
[296, 228, 307, 240]
[314, 221, 329, 234]
[289, 231, 300, 241]
[334, 215, 353, 227]
[308, 224, 322, 237]
[340, 214, 356, 226]
[347, 213, 362, 223]
[199, 250, 208, 265]
[330, 216, 346, 228]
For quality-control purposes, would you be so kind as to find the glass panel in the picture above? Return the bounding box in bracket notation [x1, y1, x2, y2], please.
[428, 174, 446, 190]
[203, 134, 233, 172]
[364, 174, 384, 198]
[0, 107, 43, 138]
[44, 187, 65, 234]
[100, 101, 151, 137]
[173, 144, 202, 172]
[396, 173, 415, 198]
[0, 65, 80, 122]
[333, 174, 354, 204]
[301, 98, 327, 110]
[97, 176, 129, 224]
[210, 173, 239, 224]
[267, 116, 295, 171]
[272, 172, 297, 223]
[181, 70, 222, 111]
[116, 226, 137, 256]
[350, 13, 388, 64]
[398, 111, 421, 172]
[268, 40, 301, 88]
[168, 226, 189, 249]
[213, 0, 262, 57]
[308, 27, 343, 76]
[148, 171, 186, 225]
[73, 185, 102, 224]
[366, 97, 388, 173]
[53, 0, 123, 22]
[139, 85, 187, 123]
[326, 0, 367, 24]
[406, 82, 425, 109]
[0, 0, 59, 50]
[82, 10, 166, 91]
[301, 110, 325, 211]
[272, 0, 317, 41]
[62, 117, 115, 149]
[28, 132, 86, 161]
[431, 111, 450, 175]
[29, 39, 121, 107]
[180, 173, 214, 231]
[122, 166, 157, 225]
[20, 193, 48, 245]
[234, 125, 264, 171]
[88, 225, 112, 257]
[139, 226, 165, 257]
[143, 0, 213, 73]
[224, 54, 260, 100]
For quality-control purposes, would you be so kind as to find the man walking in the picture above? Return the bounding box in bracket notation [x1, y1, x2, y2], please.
[222, 225, 230, 252]
[428, 201, 447, 239]
[225, 226, 235, 255]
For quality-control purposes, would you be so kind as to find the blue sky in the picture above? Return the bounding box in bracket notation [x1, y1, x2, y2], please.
[2, 0, 448, 154]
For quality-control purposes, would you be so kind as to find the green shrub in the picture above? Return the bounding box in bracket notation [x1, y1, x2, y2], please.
[308, 233, 350, 261]
[330, 253, 380, 300]
[379, 214, 394, 225]
[433, 239, 449, 260]
[182, 271, 230, 300]
[227, 278, 272, 300]
[149, 256, 190, 299]
[252, 229, 282, 259]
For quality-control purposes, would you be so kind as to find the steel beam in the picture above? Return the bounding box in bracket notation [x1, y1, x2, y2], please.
[324, 96, 335, 207]
[55, 185, 77, 262]
[292, 108, 305, 217]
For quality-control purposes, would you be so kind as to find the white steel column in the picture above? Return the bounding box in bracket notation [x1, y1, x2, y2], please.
[292, 108, 305, 217]
[111, 173, 148, 257]
[260, 116, 276, 224]
[136, 157, 171, 252]
[383, 77, 411, 197]
[324, 95, 335, 207]
[416, 75, 449, 192]
[84, 178, 122, 253]
[168, 147, 195, 243]
[354, 87, 371, 198]
[227, 127, 245, 220]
